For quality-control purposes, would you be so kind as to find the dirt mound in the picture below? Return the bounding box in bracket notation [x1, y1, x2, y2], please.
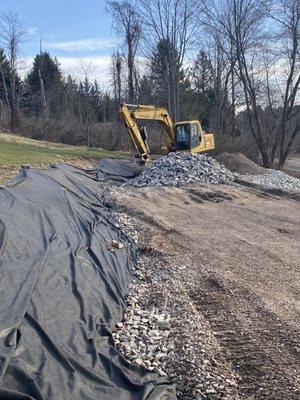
[216, 152, 267, 175]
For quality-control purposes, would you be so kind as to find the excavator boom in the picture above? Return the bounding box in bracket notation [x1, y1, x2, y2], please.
[119, 103, 174, 161]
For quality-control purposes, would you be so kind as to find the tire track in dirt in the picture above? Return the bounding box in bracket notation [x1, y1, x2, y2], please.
[190, 274, 300, 399]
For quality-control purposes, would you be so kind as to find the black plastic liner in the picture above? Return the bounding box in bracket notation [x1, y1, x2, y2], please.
[0, 161, 176, 400]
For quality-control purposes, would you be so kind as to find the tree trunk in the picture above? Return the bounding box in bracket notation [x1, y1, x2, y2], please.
[127, 41, 135, 103]
[165, 60, 172, 116]
[117, 59, 122, 105]
[276, 122, 299, 169]
[10, 68, 17, 130]
[0, 62, 10, 112]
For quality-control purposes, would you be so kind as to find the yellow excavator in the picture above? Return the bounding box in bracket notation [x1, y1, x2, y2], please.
[119, 103, 215, 162]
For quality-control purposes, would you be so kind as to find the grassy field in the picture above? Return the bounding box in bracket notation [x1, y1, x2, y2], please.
[0, 132, 127, 183]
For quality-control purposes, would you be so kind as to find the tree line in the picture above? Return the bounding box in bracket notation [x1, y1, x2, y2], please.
[0, 12, 120, 149]
[0, 1, 299, 168]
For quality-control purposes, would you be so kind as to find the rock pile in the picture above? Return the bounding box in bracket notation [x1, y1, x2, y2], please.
[111, 213, 172, 375]
[111, 211, 140, 244]
[125, 151, 300, 194]
[112, 288, 172, 375]
[240, 170, 300, 193]
[128, 153, 236, 187]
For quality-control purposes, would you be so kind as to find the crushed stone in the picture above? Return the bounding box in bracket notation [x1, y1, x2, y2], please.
[127, 153, 236, 187]
[125, 152, 300, 193]
[240, 170, 300, 193]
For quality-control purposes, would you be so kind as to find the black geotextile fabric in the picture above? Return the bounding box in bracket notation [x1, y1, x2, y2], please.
[0, 160, 176, 400]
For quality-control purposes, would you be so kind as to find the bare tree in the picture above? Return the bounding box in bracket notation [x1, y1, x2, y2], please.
[0, 10, 26, 131]
[134, 0, 201, 120]
[76, 57, 96, 81]
[207, 33, 237, 137]
[107, 1, 141, 103]
[38, 36, 49, 134]
[269, 0, 300, 168]
[76, 59, 97, 146]
[111, 49, 123, 110]
[203, 0, 299, 168]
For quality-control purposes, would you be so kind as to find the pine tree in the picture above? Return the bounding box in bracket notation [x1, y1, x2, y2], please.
[90, 80, 104, 122]
[189, 50, 217, 121]
[150, 39, 182, 118]
[137, 75, 153, 104]
[0, 48, 11, 110]
[24, 52, 64, 116]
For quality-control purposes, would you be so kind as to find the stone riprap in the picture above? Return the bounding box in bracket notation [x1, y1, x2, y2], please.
[240, 170, 300, 193]
[128, 153, 236, 187]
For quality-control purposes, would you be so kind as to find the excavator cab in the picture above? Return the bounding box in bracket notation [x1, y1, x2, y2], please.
[175, 121, 202, 151]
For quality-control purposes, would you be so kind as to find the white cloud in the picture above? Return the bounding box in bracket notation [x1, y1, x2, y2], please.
[59, 56, 112, 85]
[45, 38, 114, 52]
[27, 27, 38, 36]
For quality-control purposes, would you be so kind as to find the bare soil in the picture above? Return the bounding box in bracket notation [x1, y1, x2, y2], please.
[112, 183, 300, 399]
[215, 152, 267, 175]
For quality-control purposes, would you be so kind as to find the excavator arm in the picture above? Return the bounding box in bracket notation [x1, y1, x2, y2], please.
[119, 103, 175, 161]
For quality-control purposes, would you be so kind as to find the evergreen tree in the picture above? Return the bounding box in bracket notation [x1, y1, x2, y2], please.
[64, 74, 78, 121]
[90, 80, 104, 122]
[189, 50, 217, 122]
[150, 39, 182, 118]
[0, 49, 11, 109]
[23, 52, 64, 116]
[137, 74, 154, 104]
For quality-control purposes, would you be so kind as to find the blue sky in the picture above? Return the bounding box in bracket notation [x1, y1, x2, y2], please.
[2, 0, 115, 86]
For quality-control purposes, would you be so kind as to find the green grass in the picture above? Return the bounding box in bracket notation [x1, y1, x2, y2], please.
[0, 132, 128, 183]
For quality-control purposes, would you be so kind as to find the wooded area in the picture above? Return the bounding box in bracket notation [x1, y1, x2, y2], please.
[0, 0, 299, 168]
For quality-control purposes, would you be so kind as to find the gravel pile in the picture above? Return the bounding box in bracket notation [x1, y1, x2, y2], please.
[125, 151, 300, 194]
[240, 170, 300, 193]
[112, 274, 172, 375]
[128, 153, 236, 187]
[110, 219, 173, 376]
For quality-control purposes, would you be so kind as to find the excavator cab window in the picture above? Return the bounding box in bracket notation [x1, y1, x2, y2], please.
[175, 124, 190, 150]
[175, 123, 201, 151]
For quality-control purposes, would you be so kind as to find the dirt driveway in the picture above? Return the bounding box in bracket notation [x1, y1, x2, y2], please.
[113, 183, 300, 399]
